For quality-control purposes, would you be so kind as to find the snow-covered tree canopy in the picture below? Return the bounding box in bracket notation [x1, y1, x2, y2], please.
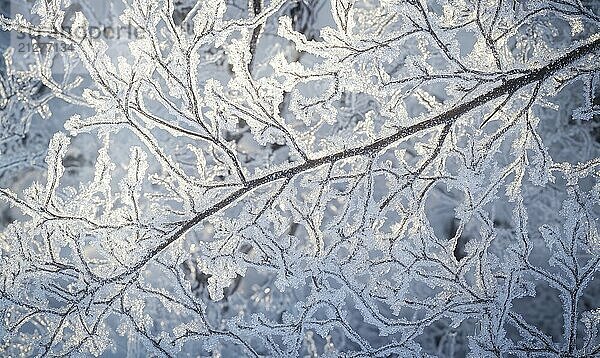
[0, 0, 599, 356]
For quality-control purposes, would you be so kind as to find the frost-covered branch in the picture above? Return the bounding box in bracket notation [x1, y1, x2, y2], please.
[1, 0, 599, 356]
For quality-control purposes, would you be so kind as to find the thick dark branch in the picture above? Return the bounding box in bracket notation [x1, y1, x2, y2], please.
[107, 38, 600, 283]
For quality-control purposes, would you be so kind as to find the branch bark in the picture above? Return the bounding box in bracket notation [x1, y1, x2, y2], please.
[98, 37, 600, 283]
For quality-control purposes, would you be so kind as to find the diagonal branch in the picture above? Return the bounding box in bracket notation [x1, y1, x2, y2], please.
[86, 37, 600, 283]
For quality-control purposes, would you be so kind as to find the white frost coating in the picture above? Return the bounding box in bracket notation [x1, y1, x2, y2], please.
[0, 0, 599, 357]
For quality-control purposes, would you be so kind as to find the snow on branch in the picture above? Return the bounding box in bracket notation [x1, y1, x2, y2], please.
[0, 0, 599, 356]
